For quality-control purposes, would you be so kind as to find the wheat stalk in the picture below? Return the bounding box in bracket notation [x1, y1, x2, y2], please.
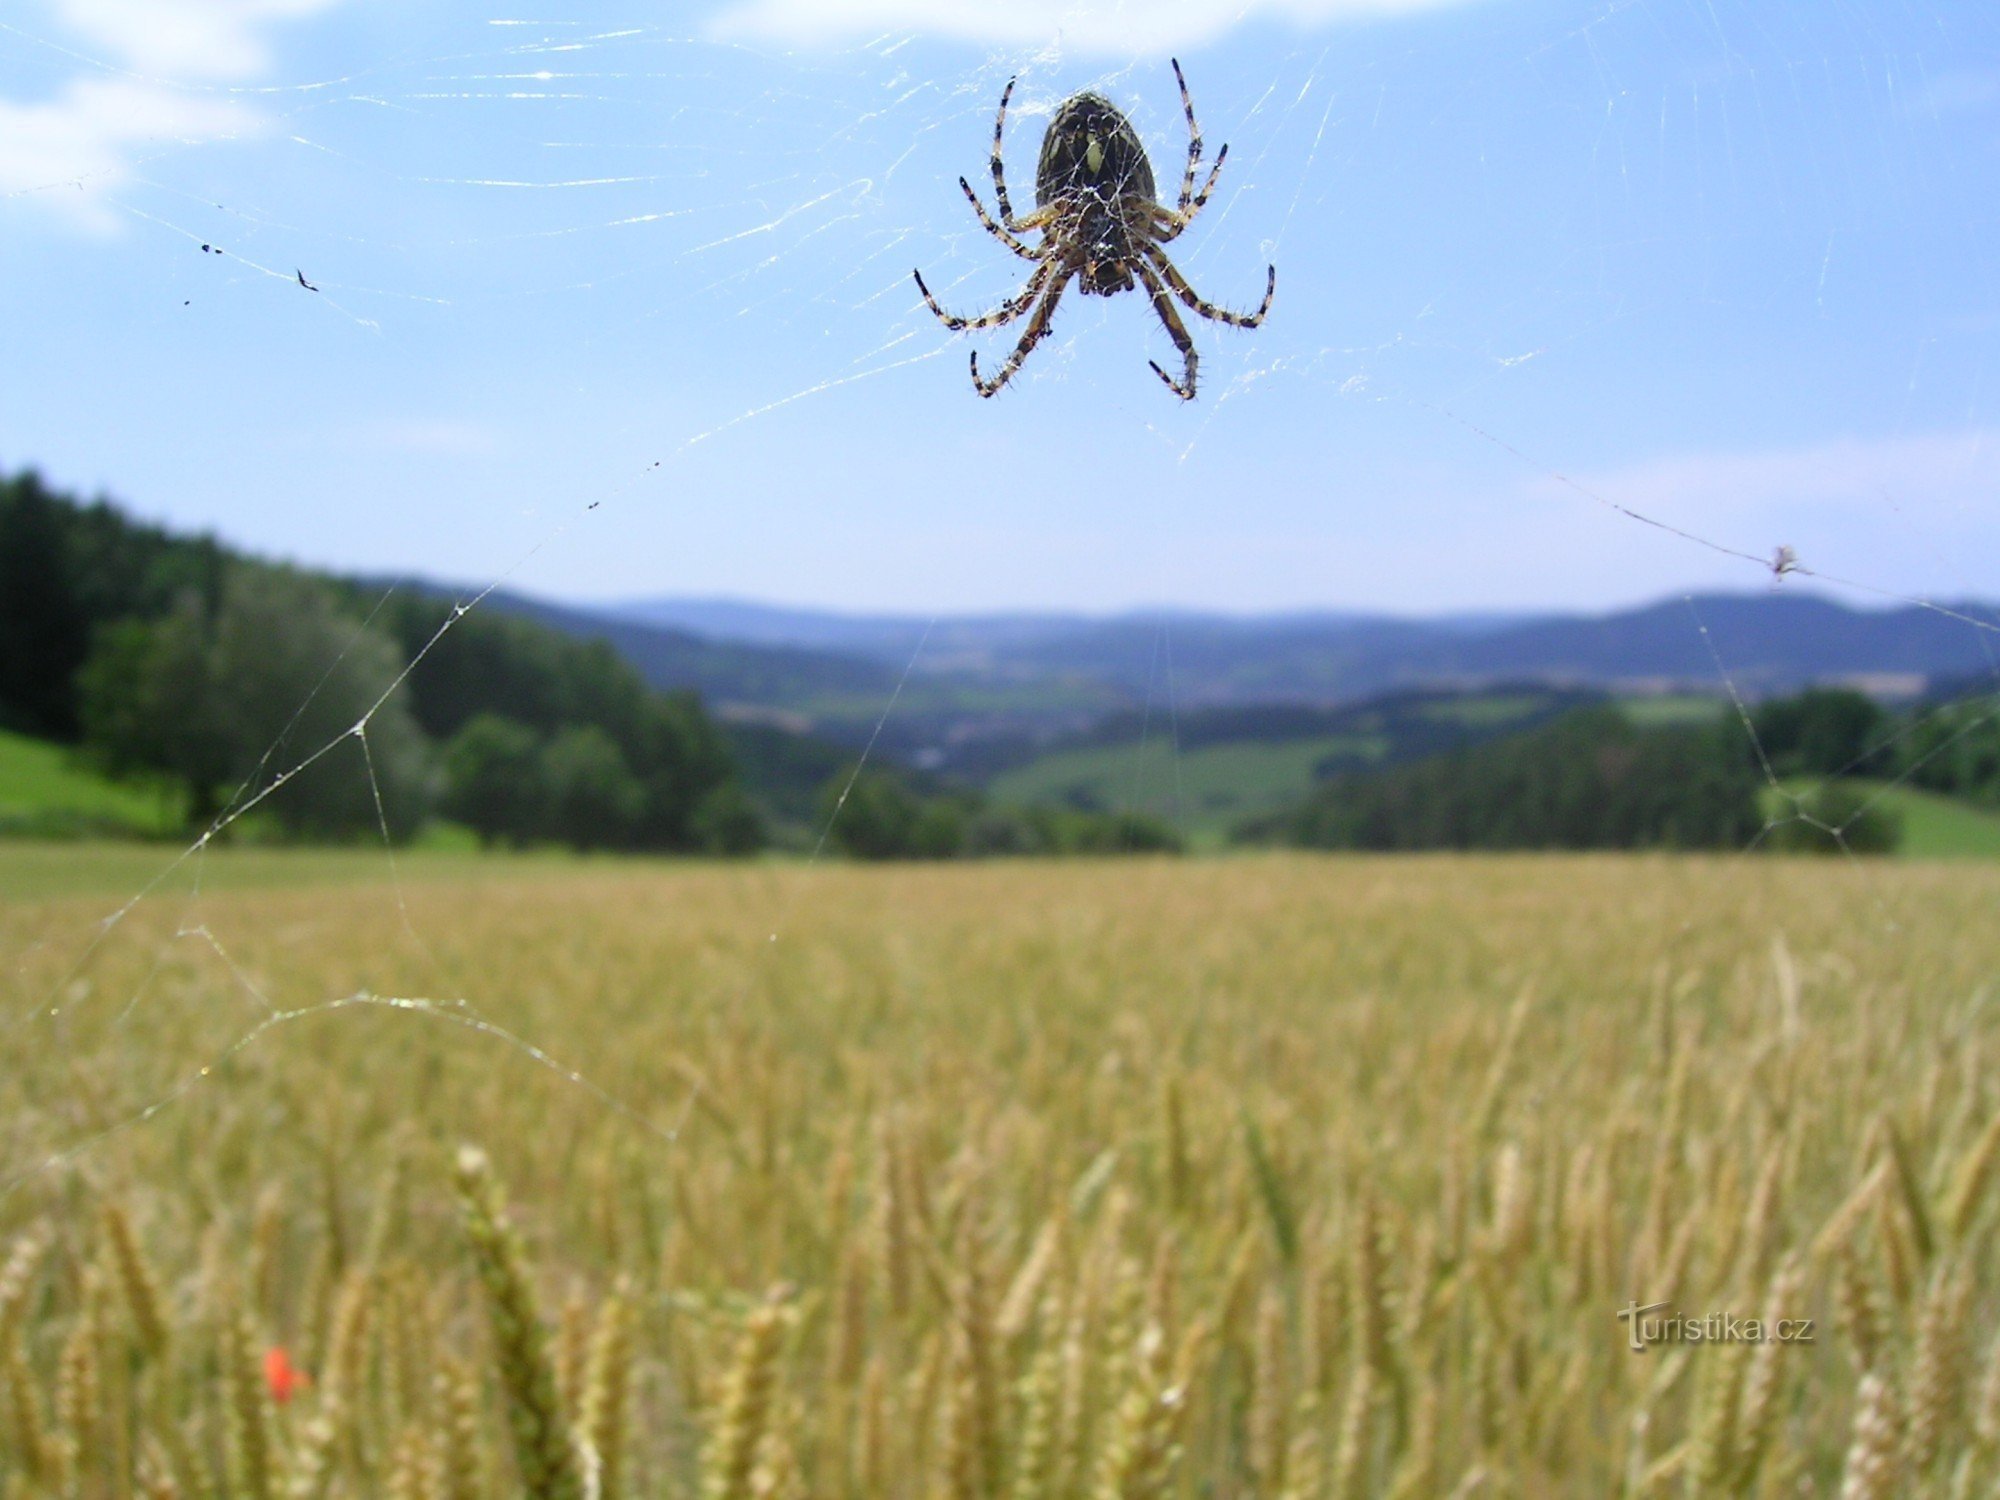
[698, 1298, 791, 1500]
[453, 1146, 583, 1500]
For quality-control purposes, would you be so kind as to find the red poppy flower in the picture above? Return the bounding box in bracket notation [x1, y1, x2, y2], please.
[263, 1346, 308, 1405]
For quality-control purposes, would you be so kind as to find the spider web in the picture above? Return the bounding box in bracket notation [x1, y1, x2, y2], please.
[1, 0, 1998, 1201]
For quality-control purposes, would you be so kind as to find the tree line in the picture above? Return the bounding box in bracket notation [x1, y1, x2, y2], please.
[1239, 682, 2000, 854]
[820, 770, 1179, 859]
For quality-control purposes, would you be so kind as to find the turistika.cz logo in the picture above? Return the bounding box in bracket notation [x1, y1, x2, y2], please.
[1616, 1300, 1815, 1354]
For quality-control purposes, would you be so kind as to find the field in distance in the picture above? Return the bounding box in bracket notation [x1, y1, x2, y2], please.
[4, 852, 1999, 1495]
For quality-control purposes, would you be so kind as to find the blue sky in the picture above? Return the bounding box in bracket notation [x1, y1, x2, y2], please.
[2, 0, 1996, 616]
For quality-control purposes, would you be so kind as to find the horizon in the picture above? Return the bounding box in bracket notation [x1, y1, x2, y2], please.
[11, 460, 1995, 628]
[596, 585, 1991, 627]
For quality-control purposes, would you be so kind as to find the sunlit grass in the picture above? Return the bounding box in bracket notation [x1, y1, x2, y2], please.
[1854, 781, 2000, 859]
[0, 836, 596, 903]
[0, 727, 182, 837]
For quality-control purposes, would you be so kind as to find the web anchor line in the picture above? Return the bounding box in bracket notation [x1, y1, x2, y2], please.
[0, 992, 700, 1205]
[1430, 402, 2000, 639]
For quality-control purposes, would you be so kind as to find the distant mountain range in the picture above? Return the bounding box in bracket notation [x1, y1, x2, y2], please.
[609, 596, 1523, 672]
[455, 587, 1998, 774]
[489, 590, 897, 707]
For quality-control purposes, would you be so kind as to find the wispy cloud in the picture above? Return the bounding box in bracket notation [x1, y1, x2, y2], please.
[0, 77, 257, 231]
[710, 0, 1489, 56]
[37, 0, 342, 81]
[2, 0, 342, 231]
[1535, 430, 2000, 530]
[1510, 430, 2000, 599]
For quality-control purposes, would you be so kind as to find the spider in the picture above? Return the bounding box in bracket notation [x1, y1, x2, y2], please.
[913, 61, 1275, 401]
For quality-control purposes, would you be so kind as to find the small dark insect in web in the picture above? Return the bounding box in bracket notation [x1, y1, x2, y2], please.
[914, 60, 1276, 401]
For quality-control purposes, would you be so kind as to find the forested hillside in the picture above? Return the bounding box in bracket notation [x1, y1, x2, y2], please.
[0, 471, 756, 851]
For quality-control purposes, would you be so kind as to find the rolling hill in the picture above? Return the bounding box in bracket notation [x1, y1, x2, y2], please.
[607, 592, 1997, 700]
[985, 687, 1603, 846]
[542, 590, 2000, 771]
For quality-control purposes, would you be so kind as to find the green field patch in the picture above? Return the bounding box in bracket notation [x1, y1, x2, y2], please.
[990, 734, 1387, 846]
[1417, 692, 1550, 727]
[1618, 693, 1728, 728]
[1878, 784, 2000, 858]
[0, 729, 183, 838]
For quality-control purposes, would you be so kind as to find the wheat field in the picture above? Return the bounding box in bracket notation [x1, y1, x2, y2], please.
[3, 851, 1999, 1497]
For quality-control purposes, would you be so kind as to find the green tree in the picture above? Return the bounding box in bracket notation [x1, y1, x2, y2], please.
[1751, 688, 1892, 778]
[1763, 781, 1903, 855]
[1054, 808, 1182, 854]
[691, 782, 767, 855]
[1248, 707, 1762, 852]
[821, 770, 964, 860]
[539, 726, 643, 852]
[78, 566, 434, 840]
[385, 597, 756, 854]
[0, 470, 229, 741]
[441, 714, 548, 847]
[1895, 696, 2000, 804]
[78, 596, 234, 822]
[627, 692, 739, 849]
[819, 773, 1178, 861]
[0, 473, 88, 737]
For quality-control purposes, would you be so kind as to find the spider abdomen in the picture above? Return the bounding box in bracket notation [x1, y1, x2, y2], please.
[1036, 92, 1156, 295]
[1034, 93, 1156, 208]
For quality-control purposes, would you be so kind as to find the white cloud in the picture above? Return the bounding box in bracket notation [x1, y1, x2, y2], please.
[1200, 431, 2000, 614]
[711, 0, 1486, 56]
[1510, 430, 2000, 600]
[355, 420, 501, 458]
[40, 0, 342, 81]
[3, 1, 343, 232]
[1535, 431, 2000, 529]
[0, 77, 257, 232]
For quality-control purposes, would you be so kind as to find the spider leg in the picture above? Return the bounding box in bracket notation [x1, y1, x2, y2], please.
[971, 267, 1072, 397]
[914, 260, 1052, 332]
[959, 176, 1038, 261]
[1135, 258, 1198, 401]
[1170, 58, 1203, 214]
[1150, 145, 1229, 242]
[990, 76, 1024, 229]
[1143, 243, 1275, 329]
